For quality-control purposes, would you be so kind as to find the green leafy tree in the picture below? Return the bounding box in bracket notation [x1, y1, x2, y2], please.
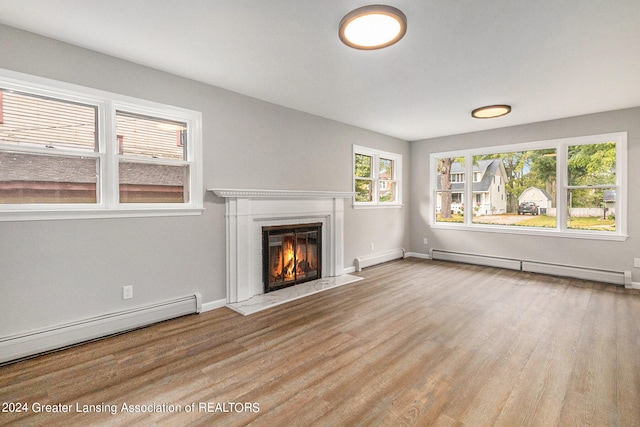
[479, 149, 556, 212]
[567, 142, 615, 207]
[354, 154, 372, 202]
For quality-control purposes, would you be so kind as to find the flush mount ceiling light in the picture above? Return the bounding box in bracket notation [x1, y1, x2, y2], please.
[339, 5, 407, 50]
[471, 104, 512, 119]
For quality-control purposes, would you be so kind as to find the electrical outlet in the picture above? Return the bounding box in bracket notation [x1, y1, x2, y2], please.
[423, 238, 428, 245]
[370, 242, 375, 251]
[123, 285, 133, 300]
[634, 258, 640, 268]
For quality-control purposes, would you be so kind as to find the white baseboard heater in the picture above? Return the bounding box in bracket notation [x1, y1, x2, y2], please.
[354, 248, 405, 272]
[431, 249, 632, 288]
[0, 293, 202, 365]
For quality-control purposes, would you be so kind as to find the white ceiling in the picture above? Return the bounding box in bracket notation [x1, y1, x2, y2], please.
[1, 0, 639, 141]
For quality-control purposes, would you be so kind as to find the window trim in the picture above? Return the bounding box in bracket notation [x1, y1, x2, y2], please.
[353, 145, 402, 208]
[0, 68, 203, 221]
[430, 132, 628, 241]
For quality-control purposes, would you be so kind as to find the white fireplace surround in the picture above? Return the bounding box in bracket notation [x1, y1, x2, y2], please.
[210, 189, 354, 303]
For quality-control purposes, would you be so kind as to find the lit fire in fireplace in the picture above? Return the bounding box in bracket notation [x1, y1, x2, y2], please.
[264, 224, 321, 292]
[270, 237, 317, 282]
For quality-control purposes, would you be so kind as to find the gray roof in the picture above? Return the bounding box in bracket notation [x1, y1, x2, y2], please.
[436, 159, 502, 192]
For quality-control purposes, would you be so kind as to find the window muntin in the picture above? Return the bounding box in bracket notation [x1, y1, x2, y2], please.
[0, 70, 202, 220]
[353, 145, 402, 207]
[430, 133, 626, 240]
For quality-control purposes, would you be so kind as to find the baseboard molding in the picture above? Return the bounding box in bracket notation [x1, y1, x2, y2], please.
[201, 298, 227, 312]
[0, 293, 201, 365]
[343, 266, 357, 274]
[354, 248, 405, 272]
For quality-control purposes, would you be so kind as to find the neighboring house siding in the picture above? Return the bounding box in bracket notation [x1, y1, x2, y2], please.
[0, 90, 187, 204]
[436, 159, 508, 215]
[0, 90, 96, 151]
[0, 90, 185, 159]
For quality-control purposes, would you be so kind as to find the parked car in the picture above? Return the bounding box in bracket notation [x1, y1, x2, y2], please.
[518, 202, 539, 215]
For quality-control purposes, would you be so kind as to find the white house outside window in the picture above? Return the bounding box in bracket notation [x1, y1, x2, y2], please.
[0, 69, 203, 221]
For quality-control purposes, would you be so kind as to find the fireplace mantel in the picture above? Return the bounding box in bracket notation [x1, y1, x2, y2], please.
[210, 188, 354, 200]
[209, 188, 354, 303]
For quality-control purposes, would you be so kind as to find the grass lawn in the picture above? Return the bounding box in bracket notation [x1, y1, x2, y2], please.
[436, 214, 464, 223]
[518, 215, 615, 231]
[438, 214, 615, 231]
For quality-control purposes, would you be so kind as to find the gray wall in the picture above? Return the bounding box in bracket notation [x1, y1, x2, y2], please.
[410, 107, 640, 280]
[0, 25, 409, 337]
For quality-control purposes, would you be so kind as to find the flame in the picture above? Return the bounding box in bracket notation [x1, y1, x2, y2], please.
[269, 234, 317, 284]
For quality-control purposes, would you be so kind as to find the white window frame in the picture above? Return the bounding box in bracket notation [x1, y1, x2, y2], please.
[0, 69, 203, 221]
[430, 132, 627, 241]
[353, 145, 402, 208]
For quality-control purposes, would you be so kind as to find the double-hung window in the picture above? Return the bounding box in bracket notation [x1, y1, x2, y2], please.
[430, 132, 627, 240]
[353, 145, 402, 207]
[0, 70, 202, 220]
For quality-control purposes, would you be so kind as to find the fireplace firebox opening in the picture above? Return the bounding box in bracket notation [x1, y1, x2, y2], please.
[263, 223, 322, 293]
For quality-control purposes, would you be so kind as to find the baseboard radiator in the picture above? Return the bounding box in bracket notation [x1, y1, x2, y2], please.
[0, 293, 202, 365]
[354, 248, 405, 272]
[431, 249, 632, 287]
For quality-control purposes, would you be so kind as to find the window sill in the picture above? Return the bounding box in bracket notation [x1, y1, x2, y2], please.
[0, 207, 204, 222]
[352, 203, 404, 210]
[429, 222, 628, 241]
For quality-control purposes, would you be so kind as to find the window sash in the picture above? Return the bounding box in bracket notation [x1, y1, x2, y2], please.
[353, 145, 402, 207]
[0, 69, 202, 220]
[430, 132, 627, 240]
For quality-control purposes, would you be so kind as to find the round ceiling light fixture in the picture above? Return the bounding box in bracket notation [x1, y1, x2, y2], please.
[471, 104, 512, 119]
[339, 5, 407, 50]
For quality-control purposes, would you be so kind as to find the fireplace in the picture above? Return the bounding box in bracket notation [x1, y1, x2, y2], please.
[209, 188, 353, 303]
[263, 223, 322, 292]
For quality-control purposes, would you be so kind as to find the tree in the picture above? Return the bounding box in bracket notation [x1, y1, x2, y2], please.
[438, 157, 454, 218]
[354, 154, 372, 202]
[479, 149, 556, 212]
[567, 142, 615, 207]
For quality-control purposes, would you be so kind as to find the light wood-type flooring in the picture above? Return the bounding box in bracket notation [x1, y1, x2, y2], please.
[1, 258, 639, 426]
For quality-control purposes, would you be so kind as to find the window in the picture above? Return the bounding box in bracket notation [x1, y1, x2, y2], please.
[430, 132, 627, 240]
[566, 142, 617, 233]
[353, 145, 402, 207]
[116, 111, 189, 204]
[471, 149, 556, 226]
[0, 90, 99, 205]
[0, 70, 202, 220]
[435, 156, 464, 222]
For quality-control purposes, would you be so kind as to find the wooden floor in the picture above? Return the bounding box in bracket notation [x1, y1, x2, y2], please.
[1, 258, 639, 426]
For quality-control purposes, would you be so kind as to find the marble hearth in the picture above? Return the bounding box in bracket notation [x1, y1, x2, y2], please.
[210, 189, 356, 307]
